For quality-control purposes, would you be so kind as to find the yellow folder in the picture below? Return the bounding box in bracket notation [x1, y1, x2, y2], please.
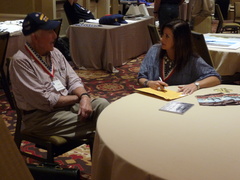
[136, 87, 184, 100]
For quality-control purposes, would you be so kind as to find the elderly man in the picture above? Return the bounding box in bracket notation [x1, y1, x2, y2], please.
[9, 12, 109, 139]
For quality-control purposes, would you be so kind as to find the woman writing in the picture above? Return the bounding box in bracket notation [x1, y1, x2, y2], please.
[138, 19, 221, 95]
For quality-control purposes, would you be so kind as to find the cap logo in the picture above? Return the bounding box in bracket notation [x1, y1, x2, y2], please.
[40, 13, 49, 22]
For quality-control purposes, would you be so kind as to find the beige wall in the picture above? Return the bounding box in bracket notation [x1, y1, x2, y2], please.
[0, 0, 117, 35]
[0, 0, 34, 14]
[0, 0, 113, 19]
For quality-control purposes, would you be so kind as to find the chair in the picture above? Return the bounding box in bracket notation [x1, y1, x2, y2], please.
[234, 2, 240, 24]
[13, 100, 95, 163]
[215, 4, 240, 33]
[13, 107, 94, 163]
[5, 60, 94, 163]
[191, 31, 213, 67]
[53, 18, 62, 39]
[191, 31, 240, 84]
[0, 32, 15, 110]
[147, 24, 161, 45]
[53, 18, 63, 48]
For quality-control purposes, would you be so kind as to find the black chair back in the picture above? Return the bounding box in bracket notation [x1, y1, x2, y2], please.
[191, 31, 213, 67]
[0, 32, 15, 109]
[147, 24, 161, 45]
[215, 4, 224, 33]
[53, 18, 62, 39]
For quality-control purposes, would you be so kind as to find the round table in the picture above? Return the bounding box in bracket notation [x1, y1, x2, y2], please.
[92, 85, 240, 180]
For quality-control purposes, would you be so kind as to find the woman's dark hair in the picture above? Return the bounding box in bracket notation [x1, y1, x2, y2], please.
[160, 19, 194, 71]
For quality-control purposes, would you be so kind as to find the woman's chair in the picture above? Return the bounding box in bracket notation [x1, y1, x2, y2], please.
[191, 31, 240, 84]
[0, 32, 15, 110]
[147, 24, 161, 45]
[191, 31, 213, 67]
[215, 4, 240, 33]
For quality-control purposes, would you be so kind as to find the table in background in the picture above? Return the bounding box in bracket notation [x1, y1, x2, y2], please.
[0, 20, 25, 58]
[92, 85, 240, 180]
[204, 33, 240, 76]
[6, 33, 25, 58]
[146, 5, 154, 16]
[67, 17, 154, 72]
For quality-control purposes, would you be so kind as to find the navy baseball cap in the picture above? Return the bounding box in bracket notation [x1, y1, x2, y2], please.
[99, 15, 121, 26]
[22, 12, 60, 36]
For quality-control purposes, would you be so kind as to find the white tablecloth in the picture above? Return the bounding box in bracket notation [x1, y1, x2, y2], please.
[204, 33, 240, 76]
[67, 17, 154, 72]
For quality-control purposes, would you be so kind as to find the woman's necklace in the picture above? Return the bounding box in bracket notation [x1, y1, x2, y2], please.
[163, 55, 175, 77]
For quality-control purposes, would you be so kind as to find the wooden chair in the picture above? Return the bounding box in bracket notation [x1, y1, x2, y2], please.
[147, 24, 161, 45]
[0, 32, 15, 110]
[12, 95, 95, 163]
[191, 31, 213, 67]
[215, 4, 240, 33]
[5, 60, 95, 163]
[13, 105, 95, 163]
[234, 2, 240, 24]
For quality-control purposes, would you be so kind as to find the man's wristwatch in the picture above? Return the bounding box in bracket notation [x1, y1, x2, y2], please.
[79, 92, 90, 100]
[194, 82, 200, 90]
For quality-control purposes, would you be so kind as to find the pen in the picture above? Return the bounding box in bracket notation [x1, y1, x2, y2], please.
[158, 77, 163, 90]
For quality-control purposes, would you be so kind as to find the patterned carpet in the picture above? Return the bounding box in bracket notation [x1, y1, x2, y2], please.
[1, 55, 144, 180]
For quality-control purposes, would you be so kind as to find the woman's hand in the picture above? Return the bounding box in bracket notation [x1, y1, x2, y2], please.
[148, 80, 168, 91]
[178, 83, 198, 95]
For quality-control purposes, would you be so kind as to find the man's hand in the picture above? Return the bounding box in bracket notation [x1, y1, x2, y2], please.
[78, 96, 92, 120]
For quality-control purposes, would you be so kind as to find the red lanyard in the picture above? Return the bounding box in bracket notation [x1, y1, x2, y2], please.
[25, 43, 54, 78]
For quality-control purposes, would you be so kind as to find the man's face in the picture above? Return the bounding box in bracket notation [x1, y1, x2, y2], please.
[33, 29, 57, 55]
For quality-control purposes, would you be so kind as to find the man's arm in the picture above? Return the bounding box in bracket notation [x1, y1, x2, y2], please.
[54, 86, 92, 119]
[53, 95, 79, 108]
[153, 0, 161, 18]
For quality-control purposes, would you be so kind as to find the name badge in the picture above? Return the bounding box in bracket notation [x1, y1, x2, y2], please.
[52, 79, 65, 91]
